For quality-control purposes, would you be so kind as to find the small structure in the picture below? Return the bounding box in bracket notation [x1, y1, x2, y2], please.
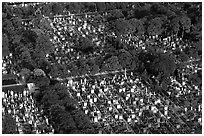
[2, 74, 37, 93]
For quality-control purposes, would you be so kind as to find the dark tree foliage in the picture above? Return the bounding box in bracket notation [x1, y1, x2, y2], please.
[94, 55, 105, 69]
[118, 49, 135, 70]
[77, 58, 90, 75]
[35, 34, 55, 55]
[56, 64, 70, 78]
[21, 29, 38, 44]
[105, 36, 128, 50]
[147, 17, 166, 36]
[86, 58, 100, 75]
[66, 3, 81, 13]
[2, 114, 18, 134]
[189, 72, 202, 86]
[154, 52, 176, 77]
[107, 9, 124, 21]
[128, 18, 145, 36]
[52, 3, 65, 15]
[69, 62, 80, 77]
[84, 2, 96, 12]
[33, 80, 94, 133]
[95, 2, 106, 12]
[41, 83, 76, 107]
[114, 18, 133, 35]
[103, 56, 122, 71]
[2, 17, 54, 73]
[2, 33, 10, 57]
[133, 4, 151, 19]
[137, 47, 176, 89]
[32, 76, 50, 88]
[73, 37, 94, 53]
[105, 2, 117, 10]
[170, 15, 191, 37]
[90, 64, 100, 75]
[150, 3, 169, 15]
[48, 64, 60, 78]
[37, 59, 52, 76]
[71, 109, 96, 133]
[49, 104, 79, 134]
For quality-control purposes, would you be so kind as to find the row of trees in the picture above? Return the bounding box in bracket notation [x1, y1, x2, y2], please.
[4, 2, 201, 39]
[66, 46, 176, 82]
[30, 74, 96, 133]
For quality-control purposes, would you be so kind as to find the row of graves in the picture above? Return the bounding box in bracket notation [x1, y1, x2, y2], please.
[2, 69, 202, 133]
[2, 74, 54, 134]
[64, 70, 202, 134]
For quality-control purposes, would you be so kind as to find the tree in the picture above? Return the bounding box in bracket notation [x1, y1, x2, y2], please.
[73, 37, 94, 53]
[170, 16, 180, 36]
[150, 3, 168, 15]
[114, 18, 133, 36]
[107, 9, 124, 21]
[118, 49, 134, 70]
[2, 114, 18, 134]
[52, 3, 65, 15]
[133, 3, 151, 19]
[78, 58, 89, 75]
[154, 52, 176, 78]
[32, 76, 50, 88]
[49, 104, 78, 134]
[95, 2, 106, 12]
[35, 34, 55, 55]
[137, 47, 176, 86]
[104, 56, 122, 71]
[94, 55, 104, 70]
[105, 36, 127, 50]
[71, 109, 96, 133]
[180, 16, 191, 33]
[147, 17, 166, 36]
[2, 33, 10, 57]
[90, 64, 100, 75]
[105, 2, 116, 10]
[128, 18, 145, 36]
